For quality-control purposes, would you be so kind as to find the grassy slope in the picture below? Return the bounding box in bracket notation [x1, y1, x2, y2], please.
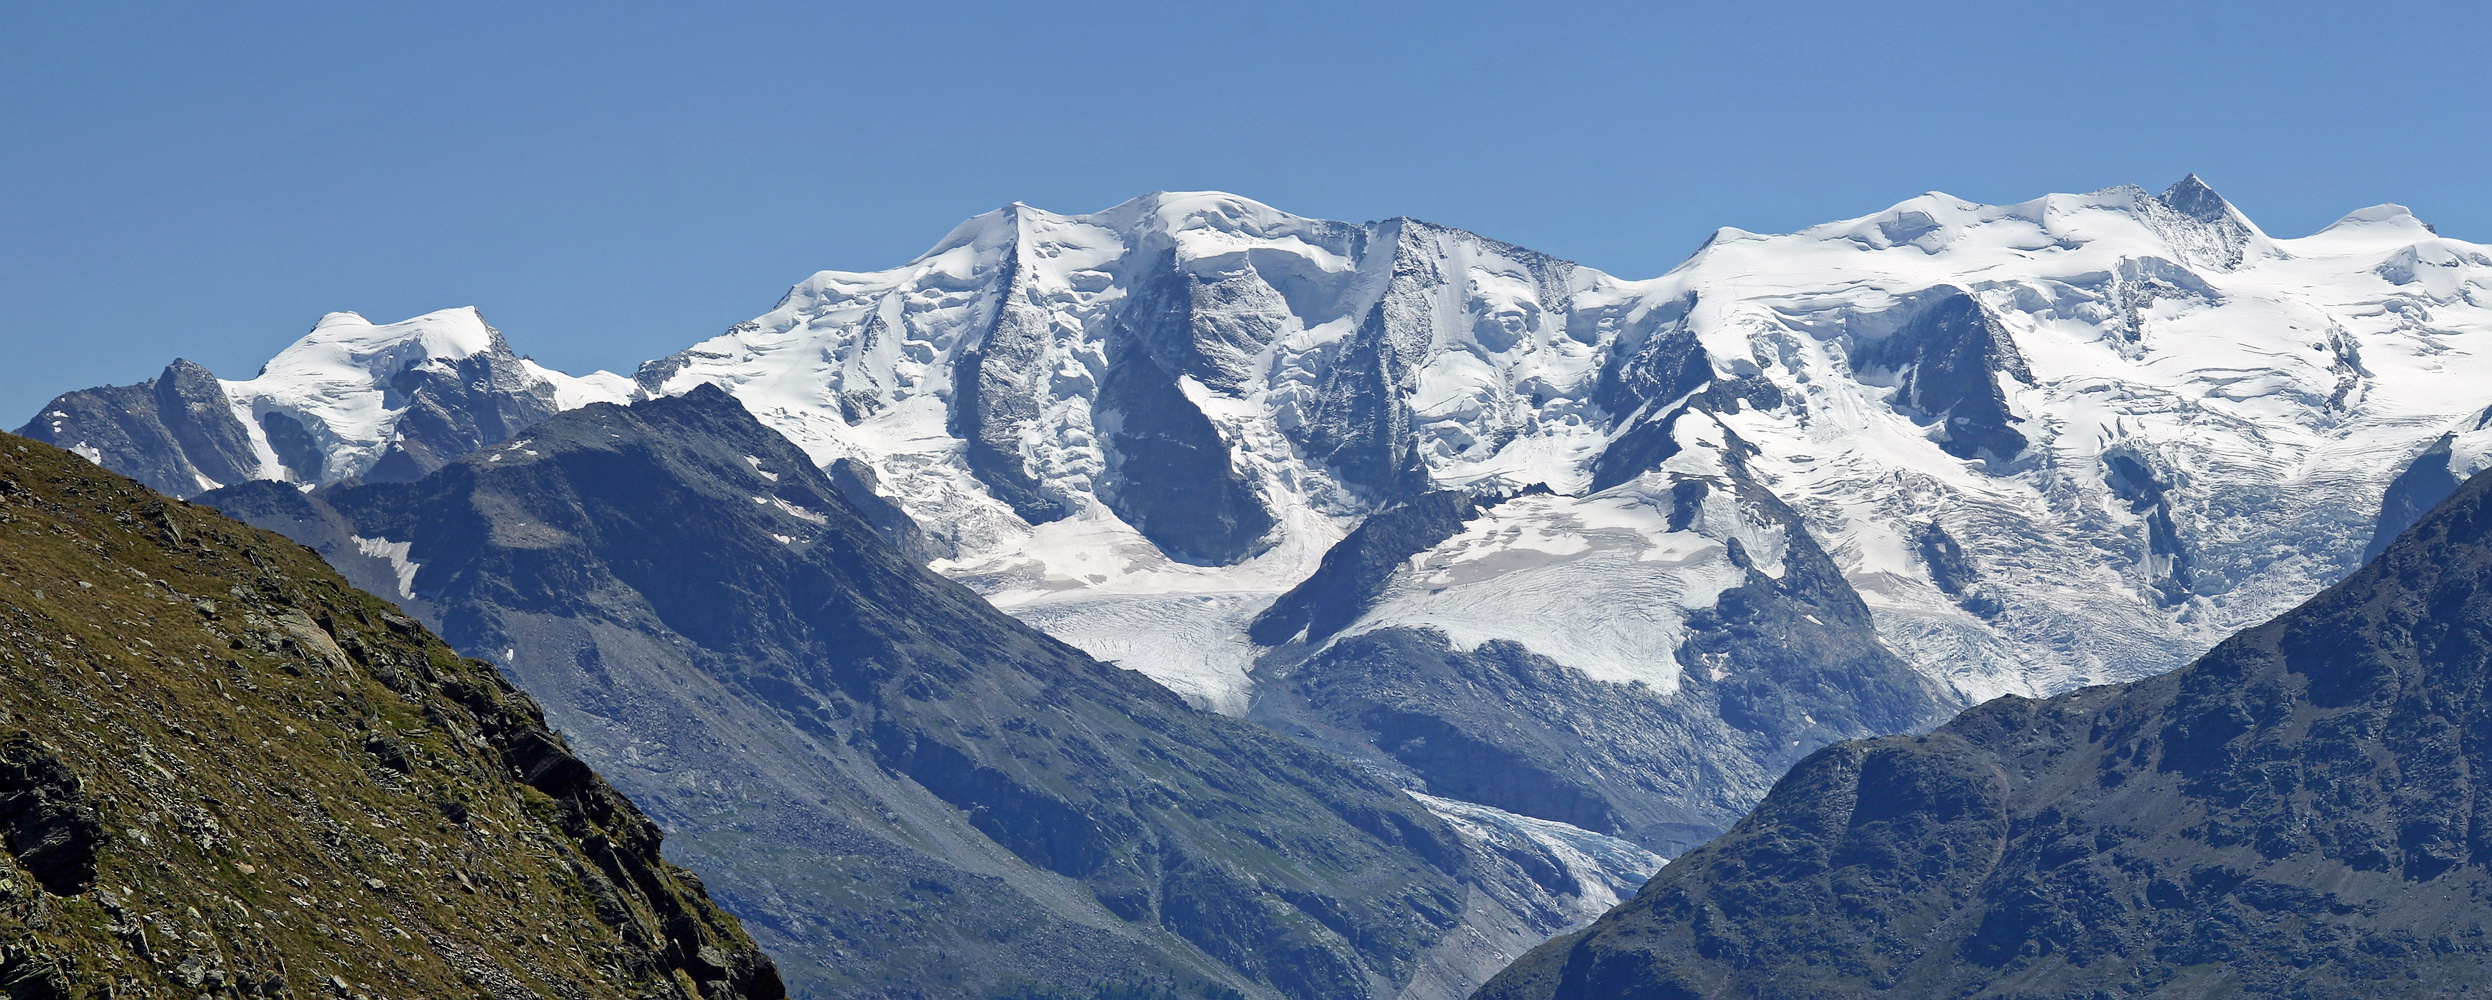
[0, 432, 779, 1000]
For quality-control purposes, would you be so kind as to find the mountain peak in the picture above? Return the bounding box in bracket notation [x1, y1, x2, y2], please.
[275, 306, 502, 368]
[2158, 173, 2235, 223]
[2311, 203, 2442, 243]
[2139, 173, 2275, 269]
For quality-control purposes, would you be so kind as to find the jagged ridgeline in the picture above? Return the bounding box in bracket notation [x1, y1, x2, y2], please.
[0, 434, 780, 1000]
[1475, 468, 2492, 998]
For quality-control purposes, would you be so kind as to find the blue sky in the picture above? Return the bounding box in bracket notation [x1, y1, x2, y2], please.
[5, 1, 2487, 419]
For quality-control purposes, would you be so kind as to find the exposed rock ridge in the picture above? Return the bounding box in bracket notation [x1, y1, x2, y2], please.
[14, 360, 259, 498]
[1248, 490, 1481, 646]
[1845, 289, 2035, 465]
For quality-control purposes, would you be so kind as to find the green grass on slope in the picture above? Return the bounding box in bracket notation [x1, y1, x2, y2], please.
[0, 433, 780, 1000]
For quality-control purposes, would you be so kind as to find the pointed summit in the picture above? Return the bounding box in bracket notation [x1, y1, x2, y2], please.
[2158, 173, 2236, 223]
[2137, 173, 2274, 270]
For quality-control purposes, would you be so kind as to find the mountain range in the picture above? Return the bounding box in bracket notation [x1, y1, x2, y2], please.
[22, 175, 2492, 997]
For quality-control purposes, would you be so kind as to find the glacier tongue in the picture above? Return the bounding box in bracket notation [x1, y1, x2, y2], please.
[1410, 792, 1666, 920]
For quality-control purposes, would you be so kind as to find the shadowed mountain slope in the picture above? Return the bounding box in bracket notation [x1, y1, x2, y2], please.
[0, 433, 779, 1000]
[200, 386, 1639, 1000]
[1479, 465, 2492, 999]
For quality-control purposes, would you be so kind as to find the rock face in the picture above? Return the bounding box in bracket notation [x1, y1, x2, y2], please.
[201, 387, 1657, 1000]
[1842, 289, 2035, 466]
[0, 738, 107, 897]
[0, 432, 779, 1000]
[13, 360, 260, 498]
[1477, 466, 2492, 999]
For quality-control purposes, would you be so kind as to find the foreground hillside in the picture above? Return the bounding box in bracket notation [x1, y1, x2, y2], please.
[1478, 469, 2492, 996]
[0, 434, 779, 999]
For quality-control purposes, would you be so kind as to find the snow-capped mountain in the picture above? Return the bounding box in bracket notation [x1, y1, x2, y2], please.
[21, 307, 632, 496]
[645, 177, 2492, 848]
[623, 179, 2492, 710]
[636, 195, 1625, 710]
[1636, 178, 2492, 703]
[27, 177, 2492, 854]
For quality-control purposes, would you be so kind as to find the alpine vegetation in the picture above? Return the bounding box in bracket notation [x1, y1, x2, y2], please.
[0, 434, 781, 999]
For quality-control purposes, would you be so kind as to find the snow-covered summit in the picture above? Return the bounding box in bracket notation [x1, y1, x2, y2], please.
[1710, 176, 2278, 271]
[220, 306, 636, 483]
[19, 306, 636, 496]
[283, 307, 503, 364]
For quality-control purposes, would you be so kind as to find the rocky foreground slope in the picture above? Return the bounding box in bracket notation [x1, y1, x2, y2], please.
[0, 433, 779, 999]
[1476, 468, 2492, 997]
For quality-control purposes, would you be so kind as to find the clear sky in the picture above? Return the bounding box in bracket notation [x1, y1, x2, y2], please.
[5, 1, 2488, 420]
